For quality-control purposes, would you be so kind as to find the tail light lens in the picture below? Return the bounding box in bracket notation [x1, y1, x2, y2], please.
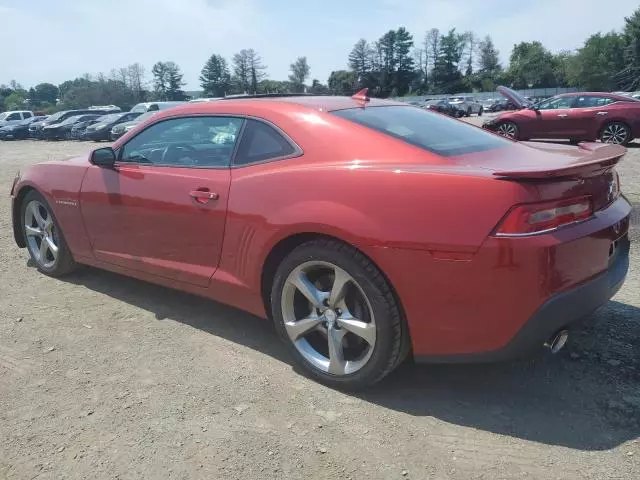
[494, 196, 593, 236]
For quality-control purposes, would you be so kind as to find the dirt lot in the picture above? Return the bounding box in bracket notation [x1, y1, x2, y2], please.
[1, 127, 639, 479]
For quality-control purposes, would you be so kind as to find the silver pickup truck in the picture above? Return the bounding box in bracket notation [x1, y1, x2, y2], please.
[448, 96, 483, 116]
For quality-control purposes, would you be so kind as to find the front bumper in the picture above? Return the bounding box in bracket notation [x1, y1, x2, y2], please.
[110, 131, 125, 141]
[85, 129, 109, 141]
[415, 233, 630, 363]
[482, 121, 498, 131]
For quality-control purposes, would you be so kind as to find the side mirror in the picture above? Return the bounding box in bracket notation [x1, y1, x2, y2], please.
[90, 147, 116, 167]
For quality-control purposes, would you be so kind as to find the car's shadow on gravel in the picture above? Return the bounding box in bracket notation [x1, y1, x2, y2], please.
[59, 267, 639, 452]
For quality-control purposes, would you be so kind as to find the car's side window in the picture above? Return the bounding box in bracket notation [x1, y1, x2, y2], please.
[233, 119, 298, 166]
[7, 113, 20, 121]
[537, 97, 574, 110]
[23, 112, 32, 118]
[573, 96, 614, 108]
[119, 116, 244, 168]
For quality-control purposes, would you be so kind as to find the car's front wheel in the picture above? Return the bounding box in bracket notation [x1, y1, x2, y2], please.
[271, 239, 408, 389]
[478, 107, 483, 116]
[21, 190, 76, 277]
[600, 122, 631, 145]
[496, 121, 519, 140]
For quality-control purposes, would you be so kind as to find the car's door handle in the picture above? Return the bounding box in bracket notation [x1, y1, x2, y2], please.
[190, 189, 219, 204]
[557, 114, 569, 118]
[596, 111, 608, 116]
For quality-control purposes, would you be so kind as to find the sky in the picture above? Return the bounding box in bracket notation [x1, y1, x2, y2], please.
[0, 0, 638, 90]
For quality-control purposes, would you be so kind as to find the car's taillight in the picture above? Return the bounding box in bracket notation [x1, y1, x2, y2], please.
[494, 196, 593, 236]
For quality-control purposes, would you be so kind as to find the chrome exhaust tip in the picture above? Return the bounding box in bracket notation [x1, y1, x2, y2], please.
[544, 330, 569, 354]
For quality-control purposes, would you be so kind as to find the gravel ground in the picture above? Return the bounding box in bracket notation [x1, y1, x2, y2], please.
[1, 128, 639, 479]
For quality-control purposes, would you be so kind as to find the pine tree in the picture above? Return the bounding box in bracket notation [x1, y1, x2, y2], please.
[200, 54, 230, 97]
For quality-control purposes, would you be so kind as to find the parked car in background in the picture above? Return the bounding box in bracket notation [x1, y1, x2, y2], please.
[189, 97, 223, 103]
[83, 112, 142, 141]
[88, 105, 121, 112]
[30, 107, 119, 138]
[424, 99, 464, 117]
[483, 86, 640, 145]
[448, 96, 483, 116]
[42, 114, 103, 140]
[130, 101, 186, 113]
[0, 110, 34, 126]
[110, 111, 159, 140]
[0, 116, 45, 140]
[70, 119, 100, 139]
[11, 92, 630, 388]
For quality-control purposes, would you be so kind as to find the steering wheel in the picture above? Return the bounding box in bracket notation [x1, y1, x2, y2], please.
[161, 144, 197, 164]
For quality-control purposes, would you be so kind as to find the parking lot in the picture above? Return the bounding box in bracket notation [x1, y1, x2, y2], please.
[1, 125, 639, 479]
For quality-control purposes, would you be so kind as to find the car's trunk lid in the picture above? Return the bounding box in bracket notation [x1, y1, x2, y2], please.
[450, 142, 626, 212]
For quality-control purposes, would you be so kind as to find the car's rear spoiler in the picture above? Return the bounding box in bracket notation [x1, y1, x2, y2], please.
[493, 143, 626, 179]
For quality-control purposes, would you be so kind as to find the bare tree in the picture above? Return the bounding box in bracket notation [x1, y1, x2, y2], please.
[233, 49, 266, 93]
[462, 31, 476, 75]
[127, 63, 146, 102]
[425, 28, 441, 85]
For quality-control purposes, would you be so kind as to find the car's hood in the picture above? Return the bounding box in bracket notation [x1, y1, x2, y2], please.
[117, 120, 139, 129]
[496, 86, 532, 109]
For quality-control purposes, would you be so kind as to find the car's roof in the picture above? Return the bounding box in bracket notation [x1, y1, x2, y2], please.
[164, 95, 405, 115]
[558, 92, 639, 101]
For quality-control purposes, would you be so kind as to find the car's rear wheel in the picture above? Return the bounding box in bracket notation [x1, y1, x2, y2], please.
[21, 190, 76, 277]
[478, 107, 483, 117]
[600, 122, 631, 145]
[496, 121, 519, 140]
[271, 239, 408, 389]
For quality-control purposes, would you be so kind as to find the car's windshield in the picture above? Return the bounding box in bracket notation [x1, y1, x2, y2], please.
[333, 105, 510, 157]
[131, 111, 157, 123]
[0, 112, 9, 121]
[45, 111, 67, 122]
[60, 115, 84, 125]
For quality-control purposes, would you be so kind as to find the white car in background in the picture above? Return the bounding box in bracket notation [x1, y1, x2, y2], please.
[448, 96, 483, 116]
[0, 110, 34, 126]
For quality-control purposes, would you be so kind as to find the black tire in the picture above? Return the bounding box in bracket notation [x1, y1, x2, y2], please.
[466, 107, 471, 117]
[270, 239, 409, 389]
[600, 122, 631, 146]
[20, 190, 76, 277]
[478, 107, 483, 117]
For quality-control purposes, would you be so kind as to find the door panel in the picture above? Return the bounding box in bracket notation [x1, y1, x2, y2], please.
[534, 108, 574, 137]
[80, 164, 231, 286]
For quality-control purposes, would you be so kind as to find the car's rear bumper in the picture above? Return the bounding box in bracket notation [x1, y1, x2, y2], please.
[414, 233, 630, 363]
[365, 196, 632, 360]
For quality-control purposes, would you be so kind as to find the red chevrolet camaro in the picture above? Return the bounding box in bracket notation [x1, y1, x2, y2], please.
[11, 92, 632, 388]
[483, 86, 640, 145]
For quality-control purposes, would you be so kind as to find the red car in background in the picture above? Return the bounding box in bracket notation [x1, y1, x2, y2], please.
[11, 92, 631, 388]
[483, 86, 640, 145]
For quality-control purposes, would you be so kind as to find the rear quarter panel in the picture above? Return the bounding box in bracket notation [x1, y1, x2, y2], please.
[217, 117, 540, 313]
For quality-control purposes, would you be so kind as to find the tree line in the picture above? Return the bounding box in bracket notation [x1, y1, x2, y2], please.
[330, 6, 640, 96]
[1, 6, 638, 112]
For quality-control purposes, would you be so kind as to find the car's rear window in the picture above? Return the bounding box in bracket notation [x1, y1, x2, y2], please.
[333, 105, 509, 157]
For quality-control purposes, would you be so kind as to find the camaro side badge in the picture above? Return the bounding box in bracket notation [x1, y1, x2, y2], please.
[56, 199, 78, 207]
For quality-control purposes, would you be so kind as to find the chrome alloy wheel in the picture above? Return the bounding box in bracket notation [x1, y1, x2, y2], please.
[497, 122, 517, 139]
[601, 123, 629, 144]
[281, 261, 376, 376]
[24, 200, 59, 269]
